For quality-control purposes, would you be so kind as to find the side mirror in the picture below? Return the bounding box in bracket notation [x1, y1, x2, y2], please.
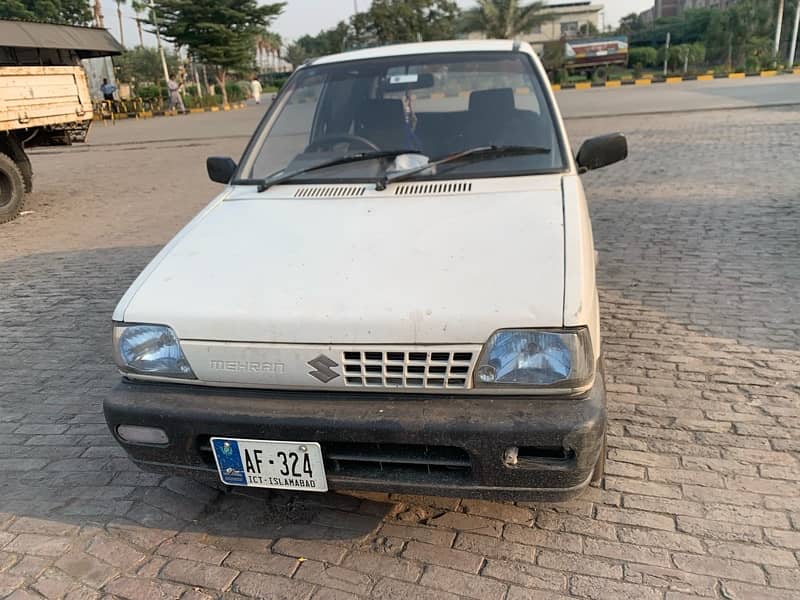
[576, 133, 628, 173]
[207, 156, 237, 184]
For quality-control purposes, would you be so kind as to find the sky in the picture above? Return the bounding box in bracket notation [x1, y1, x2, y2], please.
[101, 0, 654, 50]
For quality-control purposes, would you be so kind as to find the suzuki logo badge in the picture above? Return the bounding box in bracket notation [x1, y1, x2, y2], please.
[307, 354, 340, 383]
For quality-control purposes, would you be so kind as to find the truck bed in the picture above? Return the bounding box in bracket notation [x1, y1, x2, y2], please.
[0, 65, 92, 133]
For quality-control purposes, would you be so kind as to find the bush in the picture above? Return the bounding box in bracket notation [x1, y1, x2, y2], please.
[224, 82, 246, 103]
[607, 65, 626, 81]
[628, 46, 658, 69]
[135, 84, 166, 99]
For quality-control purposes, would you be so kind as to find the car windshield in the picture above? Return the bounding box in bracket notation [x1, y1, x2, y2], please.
[239, 51, 567, 184]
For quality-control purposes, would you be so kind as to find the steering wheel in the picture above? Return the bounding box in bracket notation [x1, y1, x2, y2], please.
[304, 134, 381, 153]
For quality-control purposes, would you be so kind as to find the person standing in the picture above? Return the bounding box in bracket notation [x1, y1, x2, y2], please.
[100, 78, 118, 112]
[251, 76, 263, 104]
[167, 76, 185, 113]
[100, 78, 116, 101]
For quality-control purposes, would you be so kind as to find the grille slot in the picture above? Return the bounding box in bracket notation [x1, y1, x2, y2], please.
[394, 181, 473, 195]
[294, 186, 367, 198]
[324, 442, 471, 481]
[342, 350, 475, 389]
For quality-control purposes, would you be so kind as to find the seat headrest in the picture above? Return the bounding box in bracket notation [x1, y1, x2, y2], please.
[358, 99, 405, 128]
[469, 88, 515, 113]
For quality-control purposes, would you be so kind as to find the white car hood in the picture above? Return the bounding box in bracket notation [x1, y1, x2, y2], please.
[119, 176, 565, 344]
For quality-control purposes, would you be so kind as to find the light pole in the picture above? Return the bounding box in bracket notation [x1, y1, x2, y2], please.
[789, 0, 800, 66]
[774, 0, 785, 58]
[148, 0, 171, 86]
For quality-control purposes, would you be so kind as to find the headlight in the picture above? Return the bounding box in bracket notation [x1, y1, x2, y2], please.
[474, 328, 594, 389]
[113, 324, 195, 379]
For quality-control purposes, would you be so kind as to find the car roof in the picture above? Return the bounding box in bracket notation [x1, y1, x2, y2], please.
[309, 39, 531, 66]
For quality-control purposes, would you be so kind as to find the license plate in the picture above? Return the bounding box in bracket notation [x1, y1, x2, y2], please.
[210, 437, 327, 492]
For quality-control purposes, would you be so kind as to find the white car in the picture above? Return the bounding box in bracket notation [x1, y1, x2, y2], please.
[105, 40, 626, 501]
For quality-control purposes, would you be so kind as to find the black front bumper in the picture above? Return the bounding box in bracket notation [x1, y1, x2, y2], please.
[104, 378, 606, 502]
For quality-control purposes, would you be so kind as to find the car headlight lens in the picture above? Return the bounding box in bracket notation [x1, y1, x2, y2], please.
[474, 328, 594, 389]
[113, 324, 195, 379]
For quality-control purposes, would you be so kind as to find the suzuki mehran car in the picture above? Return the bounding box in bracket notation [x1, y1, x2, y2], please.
[105, 40, 627, 501]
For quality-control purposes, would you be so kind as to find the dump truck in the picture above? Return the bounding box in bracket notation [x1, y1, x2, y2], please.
[0, 19, 122, 223]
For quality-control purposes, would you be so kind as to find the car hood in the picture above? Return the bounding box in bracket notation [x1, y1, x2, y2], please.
[119, 176, 565, 344]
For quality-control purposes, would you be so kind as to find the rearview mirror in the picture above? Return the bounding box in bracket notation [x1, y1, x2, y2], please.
[576, 133, 627, 173]
[207, 156, 237, 184]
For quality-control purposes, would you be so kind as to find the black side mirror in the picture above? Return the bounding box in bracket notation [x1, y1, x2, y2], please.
[207, 156, 237, 184]
[576, 133, 628, 173]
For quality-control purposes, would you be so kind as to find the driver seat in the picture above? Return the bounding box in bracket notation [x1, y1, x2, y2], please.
[355, 99, 409, 151]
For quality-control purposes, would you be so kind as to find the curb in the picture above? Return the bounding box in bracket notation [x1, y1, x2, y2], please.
[554, 67, 799, 91]
[93, 101, 249, 121]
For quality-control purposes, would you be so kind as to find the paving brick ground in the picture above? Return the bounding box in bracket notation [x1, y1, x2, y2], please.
[1, 104, 799, 599]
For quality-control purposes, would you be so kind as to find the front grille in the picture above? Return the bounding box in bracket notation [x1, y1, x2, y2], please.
[197, 437, 473, 483]
[341, 349, 476, 389]
[324, 442, 471, 482]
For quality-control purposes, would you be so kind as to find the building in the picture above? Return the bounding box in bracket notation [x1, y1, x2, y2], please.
[526, 2, 604, 44]
[650, 0, 737, 19]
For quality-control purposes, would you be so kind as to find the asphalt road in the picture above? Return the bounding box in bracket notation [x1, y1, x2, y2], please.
[78, 74, 800, 153]
[556, 74, 800, 118]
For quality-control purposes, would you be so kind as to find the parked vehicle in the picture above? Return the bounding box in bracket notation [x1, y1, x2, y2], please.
[105, 40, 627, 501]
[542, 35, 629, 80]
[0, 20, 122, 223]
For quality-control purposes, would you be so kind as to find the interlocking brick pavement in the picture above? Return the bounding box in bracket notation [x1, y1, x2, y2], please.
[1, 104, 798, 599]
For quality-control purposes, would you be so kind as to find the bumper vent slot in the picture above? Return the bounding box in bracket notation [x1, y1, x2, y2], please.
[341, 349, 476, 389]
[324, 442, 471, 481]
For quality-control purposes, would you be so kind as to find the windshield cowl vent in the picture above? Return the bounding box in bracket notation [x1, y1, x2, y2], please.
[394, 182, 473, 196]
[294, 186, 367, 198]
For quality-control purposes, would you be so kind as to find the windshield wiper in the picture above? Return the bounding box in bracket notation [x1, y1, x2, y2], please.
[375, 145, 551, 191]
[257, 149, 423, 192]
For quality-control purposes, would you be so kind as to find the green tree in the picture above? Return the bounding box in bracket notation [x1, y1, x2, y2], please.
[61, 0, 92, 24]
[361, 0, 460, 44]
[704, 0, 773, 69]
[295, 21, 354, 57]
[617, 12, 645, 36]
[114, 46, 179, 84]
[629, 0, 787, 72]
[460, 0, 554, 39]
[149, 0, 284, 105]
[131, 1, 151, 47]
[290, 0, 460, 63]
[257, 31, 283, 72]
[0, 0, 91, 25]
[285, 43, 309, 69]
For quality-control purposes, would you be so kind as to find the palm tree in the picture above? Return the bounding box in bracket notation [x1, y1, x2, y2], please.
[285, 43, 308, 70]
[461, 0, 554, 39]
[115, 0, 127, 47]
[132, 0, 148, 47]
[256, 31, 283, 73]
